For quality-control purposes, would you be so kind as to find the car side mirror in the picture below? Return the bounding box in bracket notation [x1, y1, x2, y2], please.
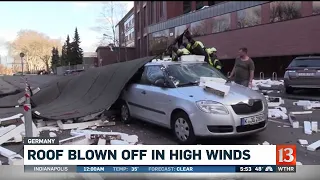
[154, 78, 166, 87]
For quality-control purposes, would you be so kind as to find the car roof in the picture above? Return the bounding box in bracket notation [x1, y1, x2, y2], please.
[294, 56, 320, 60]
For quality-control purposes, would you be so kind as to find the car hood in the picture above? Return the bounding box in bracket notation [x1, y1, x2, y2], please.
[176, 83, 264, 105]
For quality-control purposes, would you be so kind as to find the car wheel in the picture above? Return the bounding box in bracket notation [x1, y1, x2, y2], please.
[120, 102, 132, 124]
[171, 111, 196, 145]
[285, 87, 294, 94]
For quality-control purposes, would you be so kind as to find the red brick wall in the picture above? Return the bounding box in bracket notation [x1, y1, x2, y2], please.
[96, 47, 136, 66]
[195, 15, 320, 60]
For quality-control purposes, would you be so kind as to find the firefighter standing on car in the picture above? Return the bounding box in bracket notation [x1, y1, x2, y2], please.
[169, 45, 191, 61]
[182, 30, 209, 63]
[206, 47, 222, 71]
[182, 30, 222, 71]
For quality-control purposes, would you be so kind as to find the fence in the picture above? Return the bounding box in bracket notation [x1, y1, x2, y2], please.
[56, 64, 95, 75]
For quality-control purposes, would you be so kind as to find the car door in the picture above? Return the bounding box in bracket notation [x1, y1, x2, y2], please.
[143, 65, 172, 127]
[126, 65, 171, 127]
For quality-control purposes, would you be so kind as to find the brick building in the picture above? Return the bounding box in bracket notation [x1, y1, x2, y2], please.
[96, 8, 136, 66]
[134, 1, 320, 76]
[117, 8, 135, 47]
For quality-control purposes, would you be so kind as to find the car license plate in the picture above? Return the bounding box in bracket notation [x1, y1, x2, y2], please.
[241, 114, 265, 125]
[297, 73, 315, 76]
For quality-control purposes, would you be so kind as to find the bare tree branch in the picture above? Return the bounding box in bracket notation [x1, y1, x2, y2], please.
[91, 2, 129, 46]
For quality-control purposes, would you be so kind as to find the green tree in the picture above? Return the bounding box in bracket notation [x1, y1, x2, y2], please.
[63, 35, 72, 65]
[60, 43, 67, 66]
[51, 47, 59, 70]
[70, 27, 83, 65]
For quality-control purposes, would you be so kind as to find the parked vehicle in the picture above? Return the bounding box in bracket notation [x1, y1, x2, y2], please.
[13, 72, 23, 76]
[37, 70, 48, 75]
[284, 56, 320, 94]
[119, 57, 268, 144]
[64, 69, 84, 76]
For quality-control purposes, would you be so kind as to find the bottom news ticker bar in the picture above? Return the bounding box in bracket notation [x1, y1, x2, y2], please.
[24, 165, 296, 173]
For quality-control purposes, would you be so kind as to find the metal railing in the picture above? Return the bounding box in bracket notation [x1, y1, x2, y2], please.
[259, 72, 264, 80]
[272, 72, 278, 81]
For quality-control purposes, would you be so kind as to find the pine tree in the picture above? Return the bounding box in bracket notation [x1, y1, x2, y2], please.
[54, 48, 59, 66]
[71, 27, 83, 65]
[51, 47, 58, 69]
[60, 43, 67, 66]
[65, 35, 72, 65]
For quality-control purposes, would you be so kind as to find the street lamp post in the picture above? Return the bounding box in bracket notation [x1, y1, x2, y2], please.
[20, 52, 25, 75]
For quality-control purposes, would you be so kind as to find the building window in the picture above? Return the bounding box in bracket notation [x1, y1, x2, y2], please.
[212, 13, 231, 33]
[160, 1, 163, 17]
[270, 1, 302, 23]
[149, 30, 169, 55]
[150, 1, 154, 24]
[237, 6, 261, 28]
[196, 1, 204, 10]
[137, 12, 140, 31]
[183, 1, 191, 14]
[313, 1, 320, 15]
[190, 20, 207, 37]
[143, 7, 147, 28]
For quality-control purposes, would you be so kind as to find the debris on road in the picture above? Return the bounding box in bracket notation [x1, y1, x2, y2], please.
[306, 140, 320, 151]
[288, 113, 299, 128]
[57, 119, 104, 130]
[49, 132, 57, 137]
[293, 100, 320, 110]
[262, 141, 272, 145]
[266, 97, 284, 107]
[304, 121, 312, 135]
[268, 108, 288, 120]
[311, 121, 318, 132]
[252, 79, 284, 90]
[70, 129, 139, 145]
[0, 146, 24, 165]
[0, 113, 23, 125]
[291, 111, 313, 115]
[298, 139, 308, 145]
[296, 161, 303, 165]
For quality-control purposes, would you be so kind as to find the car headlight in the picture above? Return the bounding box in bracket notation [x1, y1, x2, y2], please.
[196, 100, 229, 114]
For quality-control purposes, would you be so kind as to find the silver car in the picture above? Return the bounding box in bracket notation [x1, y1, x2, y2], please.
[284, 56, 320, 94]
[119, 60, 268, 144]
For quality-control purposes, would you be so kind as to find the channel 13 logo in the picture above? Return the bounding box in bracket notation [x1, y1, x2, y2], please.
[276, 145, 296, 165]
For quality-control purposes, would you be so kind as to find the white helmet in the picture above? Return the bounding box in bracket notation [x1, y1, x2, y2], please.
[211, 47, 217, 52]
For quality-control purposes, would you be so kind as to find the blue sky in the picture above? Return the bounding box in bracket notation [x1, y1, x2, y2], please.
[0, 1, 133, 60]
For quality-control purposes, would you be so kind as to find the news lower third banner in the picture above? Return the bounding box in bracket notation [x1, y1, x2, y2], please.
[23, 138, 297, 173]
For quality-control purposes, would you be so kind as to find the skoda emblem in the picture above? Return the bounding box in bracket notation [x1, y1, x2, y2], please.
[248, 99, 254, 106]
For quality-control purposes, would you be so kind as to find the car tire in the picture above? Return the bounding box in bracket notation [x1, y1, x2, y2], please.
[119, 101, 132, 124]
[171, 111, 196, 145]
[285, 87, 294, 94]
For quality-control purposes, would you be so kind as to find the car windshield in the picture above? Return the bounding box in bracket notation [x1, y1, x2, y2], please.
[289, 59, 320, 67]
[166, 63, 227, 87]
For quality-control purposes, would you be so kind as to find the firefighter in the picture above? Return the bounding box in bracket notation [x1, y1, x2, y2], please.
[206, 47, 222, 71]
[169, 45, 191, 61]
[183, 30, 209, 63]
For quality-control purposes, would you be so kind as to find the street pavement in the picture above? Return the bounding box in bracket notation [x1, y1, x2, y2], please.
[0, 75, 319, 165]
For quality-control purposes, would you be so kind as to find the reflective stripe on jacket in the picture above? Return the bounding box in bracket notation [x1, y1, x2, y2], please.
[177, 48, 190, 55]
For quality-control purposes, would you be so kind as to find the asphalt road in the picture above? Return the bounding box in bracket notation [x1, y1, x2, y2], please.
[0, 75, 319, 165]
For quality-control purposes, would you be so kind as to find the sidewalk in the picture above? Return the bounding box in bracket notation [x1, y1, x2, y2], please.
[0, 77, 18, 95]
